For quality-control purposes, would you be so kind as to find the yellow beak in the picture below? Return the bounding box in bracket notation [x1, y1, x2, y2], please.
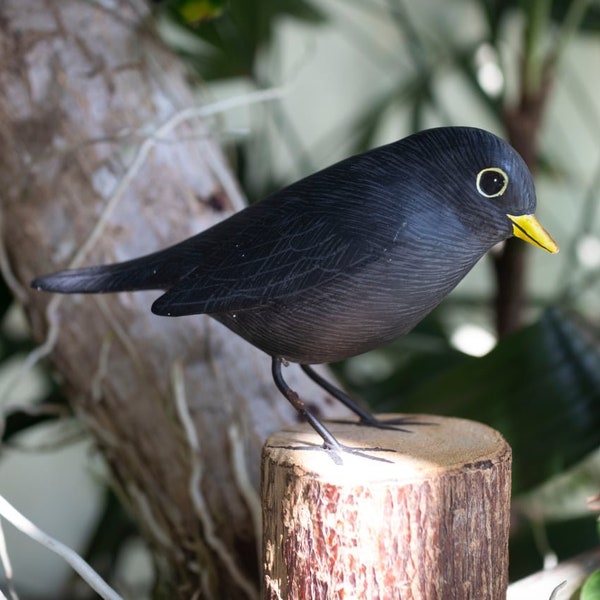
[507, 214, 559, 254]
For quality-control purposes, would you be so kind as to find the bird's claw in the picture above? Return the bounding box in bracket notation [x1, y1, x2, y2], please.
[328, 415, 436, 433]
[271, 440, 396, 465]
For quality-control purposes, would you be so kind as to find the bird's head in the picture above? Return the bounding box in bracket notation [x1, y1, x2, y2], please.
[398, 127, 559, 254]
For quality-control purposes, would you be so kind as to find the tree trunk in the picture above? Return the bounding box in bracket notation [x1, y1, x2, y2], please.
[494, 62, 553, 337]
[0, 1, 349, 597]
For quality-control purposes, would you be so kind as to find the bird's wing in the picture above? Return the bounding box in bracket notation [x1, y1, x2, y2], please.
[151, 195, 385, 317]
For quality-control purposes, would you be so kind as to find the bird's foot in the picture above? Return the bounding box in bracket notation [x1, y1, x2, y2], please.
[325, 442, 397, 465]
[271, 438, 396, 465]
[329, 414, 435, 433]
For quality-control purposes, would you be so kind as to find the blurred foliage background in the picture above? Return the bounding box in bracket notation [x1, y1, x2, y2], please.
[2, 0, 600, 597]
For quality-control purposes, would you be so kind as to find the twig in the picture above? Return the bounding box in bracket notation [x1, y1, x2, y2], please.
[549, 580, 567, 599]
[0, 211, 27, 305]
[2, 402, 70, 419]
[68, 86, 286, 272]
[5, 429, 86, 454]
[0, 518, 19, 600]
[0, 297, 60, 407]
[202, 142, 247, 212]
[522, 0, 552, 96]
[549, 0, 594, 70]
[0, 495, 122, 600]
[171, 362, 259, 600]
[227, 423, 262, 553]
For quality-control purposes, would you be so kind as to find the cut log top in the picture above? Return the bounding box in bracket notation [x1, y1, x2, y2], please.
[263, 414, 511, 482]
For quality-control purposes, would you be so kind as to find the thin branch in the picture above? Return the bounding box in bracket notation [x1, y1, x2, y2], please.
[549, 0, 593, 70]
[549, 580, 567, 600]
[0, 297, 60, 408]
[0, 211, 27, 305]
[522, 0, 552, 95]
[68, 86, 286, 272]
[5, 429, 86, 454]
[227, 422, 262, 555]
[0, 298, 60, 408]
[0, 495, 122, 600]
[171, 362, 259, 600]
[0, 518, 19, 600]
[2, 402, 69, 419]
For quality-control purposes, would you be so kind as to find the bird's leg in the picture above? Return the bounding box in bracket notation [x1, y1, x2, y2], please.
[300, 364, 425, 431]
[300, 364, 377, 423]
[271, 358, 395, 463]
[272, 357, 343, 451]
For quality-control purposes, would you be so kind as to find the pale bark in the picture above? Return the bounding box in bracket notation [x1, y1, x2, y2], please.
[0, 1, 348, 597]
[507, 547, 600, 600]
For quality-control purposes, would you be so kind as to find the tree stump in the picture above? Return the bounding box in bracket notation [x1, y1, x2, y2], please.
[262, 415, 512, 600]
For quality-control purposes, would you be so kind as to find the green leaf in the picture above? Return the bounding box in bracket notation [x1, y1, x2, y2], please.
[162, 0, 327, 80]
[171, 0, 225, 25]
[582, 569, 600, 600]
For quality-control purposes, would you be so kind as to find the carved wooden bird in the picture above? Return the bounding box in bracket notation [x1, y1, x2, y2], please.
[32, 127, 558, 454]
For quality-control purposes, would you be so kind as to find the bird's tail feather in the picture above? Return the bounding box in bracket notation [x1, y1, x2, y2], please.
[31, 241, 201, 294]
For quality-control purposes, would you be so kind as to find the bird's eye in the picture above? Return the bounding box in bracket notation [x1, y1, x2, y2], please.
[476, 167, 508, 198]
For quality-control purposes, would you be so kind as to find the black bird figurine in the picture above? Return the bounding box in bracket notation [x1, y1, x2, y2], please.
[32, 127, 558, 453]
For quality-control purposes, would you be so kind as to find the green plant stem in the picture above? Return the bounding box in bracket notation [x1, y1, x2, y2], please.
[495, 1, 553, 336]
[550, 0, 594, 69]
[522, 0, 552, 97]
[496, 0, 593, 335]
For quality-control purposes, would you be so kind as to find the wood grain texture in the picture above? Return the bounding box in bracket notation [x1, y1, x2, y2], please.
[262, 415, 512, 600]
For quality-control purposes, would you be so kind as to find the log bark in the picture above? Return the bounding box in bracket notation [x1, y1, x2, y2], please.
[262, 415, 512, 600]
[0, 1, 349, 597]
